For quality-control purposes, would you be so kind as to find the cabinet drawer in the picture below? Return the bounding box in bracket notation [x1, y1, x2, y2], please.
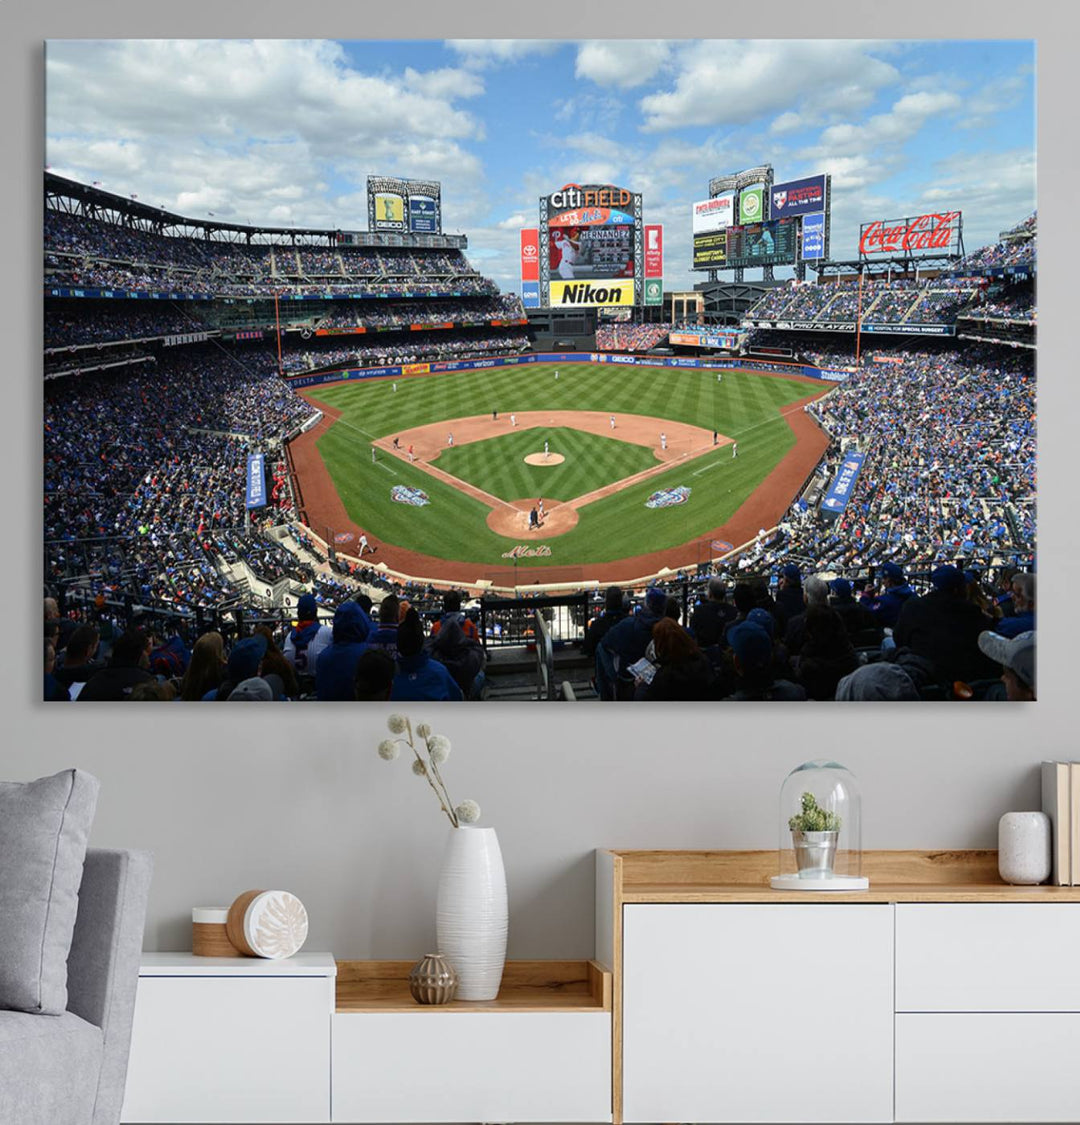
[622, 904, 893, 1123]
[121, 976, 332, 1123]
[896, 1013, 1080, 1122]
[896, 904, 1080, 1011]
[332, 1011, 611, 1123]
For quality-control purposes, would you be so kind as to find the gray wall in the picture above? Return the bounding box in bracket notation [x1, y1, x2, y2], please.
[6, 3, 1079, 960]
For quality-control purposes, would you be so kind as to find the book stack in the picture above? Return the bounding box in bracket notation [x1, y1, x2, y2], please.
[1041, 761, 1080, 885]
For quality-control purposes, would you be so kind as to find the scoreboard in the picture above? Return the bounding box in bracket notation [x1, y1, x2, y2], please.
[693, 218, 797, 270]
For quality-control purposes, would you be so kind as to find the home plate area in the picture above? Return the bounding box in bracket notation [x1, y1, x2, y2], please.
[377, 410, 727, 540]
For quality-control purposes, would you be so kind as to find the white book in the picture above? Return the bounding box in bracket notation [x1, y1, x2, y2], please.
[1041, 761, 1070, 886]
[1071, 763, 1080, 887]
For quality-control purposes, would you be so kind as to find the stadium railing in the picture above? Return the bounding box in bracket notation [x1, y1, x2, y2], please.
[478, 593, 590, 650]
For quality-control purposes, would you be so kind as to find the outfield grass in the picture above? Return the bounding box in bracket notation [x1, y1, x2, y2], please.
[435, 426, 657, 502]
[312, 362, 814, 568]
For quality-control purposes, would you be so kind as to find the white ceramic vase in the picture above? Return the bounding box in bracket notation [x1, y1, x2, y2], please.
[435, 826, 508, 1001]
[998, 811, 1052, 885]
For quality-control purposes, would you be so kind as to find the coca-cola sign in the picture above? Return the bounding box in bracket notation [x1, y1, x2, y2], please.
[859, 211, 962, 257]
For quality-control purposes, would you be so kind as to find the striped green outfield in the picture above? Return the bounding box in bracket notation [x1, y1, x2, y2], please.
[311, 362, 814, 568]
[436, 427, 657, 503]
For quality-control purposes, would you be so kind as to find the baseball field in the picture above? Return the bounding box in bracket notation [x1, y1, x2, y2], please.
[289, 361, 830, 583]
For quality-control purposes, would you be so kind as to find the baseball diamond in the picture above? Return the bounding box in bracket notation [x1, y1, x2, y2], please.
[289, 361, 829, 583]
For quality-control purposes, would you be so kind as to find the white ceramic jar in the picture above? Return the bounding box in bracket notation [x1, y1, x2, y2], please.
[998, 811, 1052, 885]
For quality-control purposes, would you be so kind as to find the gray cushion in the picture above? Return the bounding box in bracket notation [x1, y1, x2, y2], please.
[0, 770, 100, 1014]
[0, 1009, 103, 1125]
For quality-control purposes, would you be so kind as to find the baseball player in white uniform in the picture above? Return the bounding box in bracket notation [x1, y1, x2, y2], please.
[660, 432, 667, 452]
[551, 229, 580, 279]
[358, 534, 370, 555]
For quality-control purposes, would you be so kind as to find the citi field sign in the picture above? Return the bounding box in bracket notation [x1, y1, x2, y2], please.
[547, 183, 633, 213]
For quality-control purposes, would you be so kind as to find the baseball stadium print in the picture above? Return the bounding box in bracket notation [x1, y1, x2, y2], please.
[43, 39, 1036, 703]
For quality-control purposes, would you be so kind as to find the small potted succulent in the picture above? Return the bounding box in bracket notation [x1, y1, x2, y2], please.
[788, 792, 842, 877]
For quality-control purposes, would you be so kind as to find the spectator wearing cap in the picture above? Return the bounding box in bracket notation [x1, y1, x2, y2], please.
[315, 601, 374, 702]
[745, 606, 795, 686]
[283, 593, 334, 680]
[894, 565, 999, 689]
[203, 634, 269, 701]
[721, 622, 805, 701]
[994, 573, 1035, 638]
[599, 587, 668, 701]
[859, 562, 915, 628]
[689, 577, 737, 648]
[392, 608, 463, 702]
[430, 590, 479, 643]
[227, 677, 276, 701]
[774, 564, 805, 625]
[644, 619, 714, 701]
[836, 662, 920, 701]
[829, 578, 877, 642]
[978, 630, 1036, 701]
[78, 628, 155, 701]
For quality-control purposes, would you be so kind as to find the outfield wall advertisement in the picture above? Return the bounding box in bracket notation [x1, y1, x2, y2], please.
[284, 351, 850, 388]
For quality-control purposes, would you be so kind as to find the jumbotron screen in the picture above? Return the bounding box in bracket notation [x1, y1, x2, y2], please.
[549, 224, 634, 281]
[693, 218, 797, 269]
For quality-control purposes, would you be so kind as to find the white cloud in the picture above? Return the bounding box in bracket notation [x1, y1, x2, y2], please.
[45, 40, 490, 230]
[496, 214, 528, 230]
[574, 41, 672, 90]
[957, 69, 1031, 130]
[445, 40, 560, 69]
[638, 41, 899, 132]
[769, 112, 804, 137]
[811, 90, 962, 156]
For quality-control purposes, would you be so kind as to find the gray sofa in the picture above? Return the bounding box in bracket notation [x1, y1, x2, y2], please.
[0, 848, 153, 1125]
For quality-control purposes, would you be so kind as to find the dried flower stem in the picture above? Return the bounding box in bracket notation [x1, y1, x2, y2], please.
[424, 736, 458, 828]
[402, 718, 458, 827]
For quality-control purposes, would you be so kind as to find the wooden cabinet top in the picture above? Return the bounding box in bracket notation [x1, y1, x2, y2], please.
[600, 850, 1080, 903]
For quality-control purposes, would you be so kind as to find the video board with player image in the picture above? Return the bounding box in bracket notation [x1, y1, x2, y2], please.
[548, 224, 634, 281]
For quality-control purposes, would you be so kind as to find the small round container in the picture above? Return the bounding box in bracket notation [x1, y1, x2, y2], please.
[226, 889, 309, 959]
[192, 907, 239, 957]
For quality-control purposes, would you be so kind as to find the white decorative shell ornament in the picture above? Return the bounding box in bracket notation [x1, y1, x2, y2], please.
[226, 889, 309, 959]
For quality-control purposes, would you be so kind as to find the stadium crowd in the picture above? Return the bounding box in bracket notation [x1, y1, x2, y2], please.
[594, 322, 675, 352]
[279, 332, 530, 373]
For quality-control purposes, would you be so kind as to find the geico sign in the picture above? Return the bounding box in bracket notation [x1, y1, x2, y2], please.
[550, 280, 633, 306]
[548, 183, 632, 212]
[859, 212, 960, 255]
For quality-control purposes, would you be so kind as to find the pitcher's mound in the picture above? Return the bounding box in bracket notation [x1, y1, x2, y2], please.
[524, 452, 565, 466]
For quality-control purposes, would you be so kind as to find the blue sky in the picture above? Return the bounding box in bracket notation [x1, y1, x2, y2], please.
[45, 39, 1035, 293]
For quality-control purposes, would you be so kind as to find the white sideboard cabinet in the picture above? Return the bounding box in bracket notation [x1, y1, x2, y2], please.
[120, 953, 336, 1124]
[622, 903, 894, 1123]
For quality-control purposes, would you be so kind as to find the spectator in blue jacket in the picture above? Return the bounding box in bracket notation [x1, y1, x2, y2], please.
[367, 595, 402, 662]
[315, 601, 374, 701]
[392, 609, 463, 702]
[859, 562, 916, 628]
[598, 587, 667, 700]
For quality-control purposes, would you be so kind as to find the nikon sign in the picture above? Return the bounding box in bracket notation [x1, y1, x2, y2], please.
[548, 278, 634, 307]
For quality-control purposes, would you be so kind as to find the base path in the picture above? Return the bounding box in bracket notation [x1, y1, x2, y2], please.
[291, 378, 830, 585]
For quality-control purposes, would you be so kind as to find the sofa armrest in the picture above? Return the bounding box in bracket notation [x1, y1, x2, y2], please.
[67, 848, 153, 1125]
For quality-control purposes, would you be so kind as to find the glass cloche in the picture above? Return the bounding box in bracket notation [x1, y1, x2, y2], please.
[771, 760, 868, 891]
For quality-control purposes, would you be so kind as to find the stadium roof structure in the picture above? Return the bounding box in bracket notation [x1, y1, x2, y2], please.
[810, 254, 963, 278]
[44, 173, 467, 249]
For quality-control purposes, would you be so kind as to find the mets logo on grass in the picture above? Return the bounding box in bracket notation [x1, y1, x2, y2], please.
[391, 485, 430, 507]
[645, 486, 691, 509]
[501, 545, 553, 559]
